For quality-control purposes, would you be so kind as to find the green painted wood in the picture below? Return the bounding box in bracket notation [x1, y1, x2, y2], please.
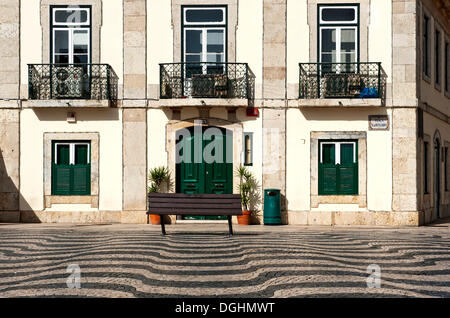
[51, 141, 91, 196]
[176, 126, 232, 220]
[319, 141, 358, 195]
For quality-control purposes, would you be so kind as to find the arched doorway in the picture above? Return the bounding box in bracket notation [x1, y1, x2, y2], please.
[175, 125, 233, 220]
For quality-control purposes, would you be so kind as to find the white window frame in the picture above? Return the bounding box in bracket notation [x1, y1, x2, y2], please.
[320, 141, 356, 165]
[183, 7, 226, 26]
[319, 26, 358, 65]
[53, 28, 90, 64]
[54, 142, 91, 165]
[319, 6, 358, 25]
[52, 7, 90, 26]
[183, 27, 226, 65]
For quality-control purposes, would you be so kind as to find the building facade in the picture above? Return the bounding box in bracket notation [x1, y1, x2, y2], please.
[0, 0, 449, 225]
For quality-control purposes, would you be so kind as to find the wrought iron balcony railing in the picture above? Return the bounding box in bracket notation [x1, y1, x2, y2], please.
[28, 64, 118, 101]
[160, 62, 254, 99]
[299, 62, 387, 100]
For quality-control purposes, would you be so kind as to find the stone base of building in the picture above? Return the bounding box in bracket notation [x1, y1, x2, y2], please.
[285, 210, 424, 226]
[0, 210, 445, 226]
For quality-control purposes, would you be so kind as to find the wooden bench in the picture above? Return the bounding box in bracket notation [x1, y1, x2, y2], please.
[147, 193, 242, 236]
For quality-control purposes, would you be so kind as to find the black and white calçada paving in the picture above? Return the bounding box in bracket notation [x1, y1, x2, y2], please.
[0, 223, 449, 298]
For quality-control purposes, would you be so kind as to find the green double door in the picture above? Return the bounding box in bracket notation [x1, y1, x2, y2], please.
[176, 126, 233, 220]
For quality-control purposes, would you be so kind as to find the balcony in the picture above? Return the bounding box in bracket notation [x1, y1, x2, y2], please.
[27, 64, 118, 107]
[298, 62, 387, 106]
[159, 62, 254, 107]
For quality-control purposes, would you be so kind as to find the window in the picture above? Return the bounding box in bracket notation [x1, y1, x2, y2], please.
[424, 141, 429, 194]
[423, 15, 431, 78]
[445, 147, 448, 191]
[51, 6, 91, 64]
[52, 141, 91, 195]
[319, 140, 358, 195]
[182, 6, 227, 67]
[435, 27, 441, 87]
[318, 5, 359, 66]
[445, 40, 449, 93]
[243, 133, 253, 166]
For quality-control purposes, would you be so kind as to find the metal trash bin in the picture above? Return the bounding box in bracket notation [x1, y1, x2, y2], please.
[264, 189, 281, 225]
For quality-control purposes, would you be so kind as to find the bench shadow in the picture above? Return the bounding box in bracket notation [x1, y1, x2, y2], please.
[161, 231, 264, 237]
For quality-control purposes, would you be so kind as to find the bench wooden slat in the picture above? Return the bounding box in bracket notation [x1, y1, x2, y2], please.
[148, 197, 242, 204]
[148, 208, 242, 215]
[147, 193, 243, 236]
[148, 193, 240, 199]
[149, 202, 242, 209]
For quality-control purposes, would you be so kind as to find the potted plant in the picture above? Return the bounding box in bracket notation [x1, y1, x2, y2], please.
[236, 165, 257, 225]
[148, 166, 171, 225]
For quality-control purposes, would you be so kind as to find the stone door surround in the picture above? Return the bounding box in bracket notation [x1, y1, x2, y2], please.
[310, 131, 367, 208]
[43, 132, 99, 209]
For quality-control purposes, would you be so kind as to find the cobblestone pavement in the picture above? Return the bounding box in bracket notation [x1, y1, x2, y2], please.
[0, 221, 449, 298]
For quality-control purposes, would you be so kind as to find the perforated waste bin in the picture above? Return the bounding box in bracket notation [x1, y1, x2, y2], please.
[264, 189, 281, 225]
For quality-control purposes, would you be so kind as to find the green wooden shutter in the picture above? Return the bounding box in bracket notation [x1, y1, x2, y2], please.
[338, 143, 358, 195]
[319, 143, 337, 195]
[321, 166, 338, 194]
[53, 166, 71, 195]
[72, 166, 90, 194]
[52, 142, 91, 196]
[72, 144, 91, 195]
[319, 141, 358, 195]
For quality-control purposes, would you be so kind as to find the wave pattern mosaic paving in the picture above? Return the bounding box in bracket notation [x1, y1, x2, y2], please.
[0, 226, 449, 298]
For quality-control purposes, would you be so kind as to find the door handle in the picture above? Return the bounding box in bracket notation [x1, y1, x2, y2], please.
[215, 184, 224, 188]
[186, 184, 196, 188]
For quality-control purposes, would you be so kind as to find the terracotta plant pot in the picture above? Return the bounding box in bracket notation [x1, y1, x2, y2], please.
[237, 210, 252, 225]
[150, 214, 161, 225]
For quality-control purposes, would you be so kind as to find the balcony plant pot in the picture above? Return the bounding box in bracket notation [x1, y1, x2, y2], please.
[150, 214, 161, 225]
[237, 210, 251, 225]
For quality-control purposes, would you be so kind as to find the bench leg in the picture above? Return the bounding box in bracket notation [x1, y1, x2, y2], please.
[227, 216, 233, 236]
[160, 215, 166, 236]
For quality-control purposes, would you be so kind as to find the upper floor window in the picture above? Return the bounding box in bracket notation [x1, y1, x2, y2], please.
[445, 40, 449, 94]
[318, 5, 359, 66]
[423, 15, 431, 78]
[51, 6, 91, 64]
[435, 27, 441, 87]
[182, 6, 227, 65]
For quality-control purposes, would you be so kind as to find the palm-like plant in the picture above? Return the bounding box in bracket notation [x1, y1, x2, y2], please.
[236, 165, 256, 212]
[148, 166, 171, 193]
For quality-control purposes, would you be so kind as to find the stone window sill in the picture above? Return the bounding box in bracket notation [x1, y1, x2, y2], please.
[311, 195, 366, 209]
[45, 195, 99, 209]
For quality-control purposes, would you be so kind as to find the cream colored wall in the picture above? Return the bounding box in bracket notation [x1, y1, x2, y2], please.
[287, 0, 309, 99]
[147, 0, 173, 98]
[286, 108, 393, 212]
[101, 0, 123, 87]
[20, 0, 124, 89]
[287, 0, 393, 100]
[146, 107, 263, 211]
[369, 0, 392, 87]
[147, 108, 170, 174]
[236, 0, 263, 100]
[146, 0, 263, 100]
[20, 0, 41, 94]
[237, 109, 263, 212]
[19, 108, 123, 211]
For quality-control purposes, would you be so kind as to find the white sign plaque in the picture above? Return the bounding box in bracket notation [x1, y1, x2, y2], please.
[369, 115, 389, 131]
